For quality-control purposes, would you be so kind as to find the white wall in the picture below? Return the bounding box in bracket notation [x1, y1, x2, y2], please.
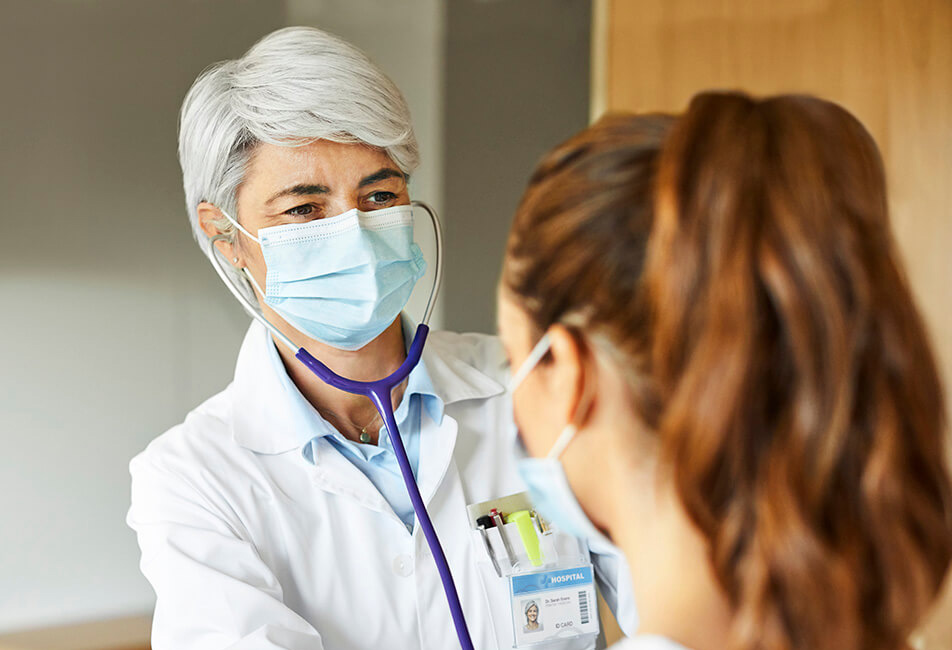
[0, 0, 288, 631]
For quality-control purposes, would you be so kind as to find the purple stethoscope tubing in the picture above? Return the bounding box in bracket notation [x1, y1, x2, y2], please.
[207, 202, 475, 650]
[294, 325, 477, 649]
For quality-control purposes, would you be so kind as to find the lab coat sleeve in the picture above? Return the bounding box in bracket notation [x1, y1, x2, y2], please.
[127, 453, 325, 650]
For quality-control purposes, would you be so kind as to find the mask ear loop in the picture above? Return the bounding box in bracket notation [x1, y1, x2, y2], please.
[547, 424, 579, 460]
[219, 208, 260, 244]
[507, 333, 553, 393]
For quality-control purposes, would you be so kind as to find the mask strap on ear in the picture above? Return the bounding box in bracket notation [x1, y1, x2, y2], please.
[507, 333, 553, 393]
[547, 424, 578, 460]
[220, 208, 261, 244]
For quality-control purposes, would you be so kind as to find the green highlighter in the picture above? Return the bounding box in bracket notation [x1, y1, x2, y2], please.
[505, 509, 543, 567]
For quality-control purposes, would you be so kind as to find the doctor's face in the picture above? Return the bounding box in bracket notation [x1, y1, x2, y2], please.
[201, 139, 410, 344]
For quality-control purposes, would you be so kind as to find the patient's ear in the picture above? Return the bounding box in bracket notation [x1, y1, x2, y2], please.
[546, 324, 595, 428]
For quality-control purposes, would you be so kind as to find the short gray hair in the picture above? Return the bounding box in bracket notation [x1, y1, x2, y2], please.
[178, 26, 419, 295]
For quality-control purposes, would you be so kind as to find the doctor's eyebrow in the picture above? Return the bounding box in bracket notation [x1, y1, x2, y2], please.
[358, 167, 407, 188]
[265, 183, 330, 205]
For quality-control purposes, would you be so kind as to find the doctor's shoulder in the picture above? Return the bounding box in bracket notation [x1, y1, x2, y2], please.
[424, 329, 519, 455]
[426, 328, 510, 388]
[130, 382, 235, 471]
[128, 384, 248, 518]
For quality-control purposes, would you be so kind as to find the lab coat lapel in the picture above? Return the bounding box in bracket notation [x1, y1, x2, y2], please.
[230, 322, 305, 455]
[415, 408, 459, 509]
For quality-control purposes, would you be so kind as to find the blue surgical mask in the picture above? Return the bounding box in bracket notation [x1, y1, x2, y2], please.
[222, 204, 426, 351]
[508, 334, 615, 550]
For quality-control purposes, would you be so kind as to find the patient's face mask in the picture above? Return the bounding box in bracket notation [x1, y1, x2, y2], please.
[222, 204, 426, 351]
[508, 334, 614, 550]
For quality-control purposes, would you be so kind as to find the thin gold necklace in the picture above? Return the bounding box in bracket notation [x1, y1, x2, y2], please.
[319, 405, 380, 443]
[320, 381, 406, 444]
[356, 411, 381, 444]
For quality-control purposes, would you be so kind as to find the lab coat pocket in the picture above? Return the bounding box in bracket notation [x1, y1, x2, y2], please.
[467, 494, 601, 650]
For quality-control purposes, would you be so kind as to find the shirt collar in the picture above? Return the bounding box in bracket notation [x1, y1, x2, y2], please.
[230, 315, 504, 454]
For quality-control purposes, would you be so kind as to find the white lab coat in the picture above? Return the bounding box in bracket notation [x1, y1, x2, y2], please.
[128, 321, 635, 650]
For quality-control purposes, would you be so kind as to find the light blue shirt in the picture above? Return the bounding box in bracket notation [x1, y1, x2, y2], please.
[265, 318, 444, 531]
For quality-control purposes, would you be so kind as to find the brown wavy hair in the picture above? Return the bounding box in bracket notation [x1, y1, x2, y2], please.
[504, 96, 952, 650]
[503, 113, 671, 413]
[649, 92, 952, 650]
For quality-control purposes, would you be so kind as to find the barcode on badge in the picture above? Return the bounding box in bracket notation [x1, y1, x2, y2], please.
[578, 589, 590, 624]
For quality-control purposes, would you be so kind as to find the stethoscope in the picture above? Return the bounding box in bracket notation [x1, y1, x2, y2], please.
[206, 201, 475, 650]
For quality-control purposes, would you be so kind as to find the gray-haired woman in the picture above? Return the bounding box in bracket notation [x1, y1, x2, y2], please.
[524, 600, 543, 633]
[126, 26, 633, 650]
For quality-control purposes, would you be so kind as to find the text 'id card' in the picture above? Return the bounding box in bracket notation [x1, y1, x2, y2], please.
[509, 565, 598, 647]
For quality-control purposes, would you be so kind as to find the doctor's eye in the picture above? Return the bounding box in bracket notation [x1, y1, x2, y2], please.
[367, 191, 397, 206]
[285, 204, 318, 218]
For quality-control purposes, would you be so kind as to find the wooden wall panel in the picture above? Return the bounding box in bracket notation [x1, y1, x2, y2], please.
[594, 1, 952, 647]
[0, 614, 151, 650]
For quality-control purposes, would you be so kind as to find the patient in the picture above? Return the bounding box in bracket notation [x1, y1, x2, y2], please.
[499, 96, 952, 650]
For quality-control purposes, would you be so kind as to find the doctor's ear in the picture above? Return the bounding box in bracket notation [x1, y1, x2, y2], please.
[197, 202, 240, 267]
[546, 325, 598, 430]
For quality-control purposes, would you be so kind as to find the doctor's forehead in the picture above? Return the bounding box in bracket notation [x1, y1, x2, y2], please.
[242, 140, 406, 193]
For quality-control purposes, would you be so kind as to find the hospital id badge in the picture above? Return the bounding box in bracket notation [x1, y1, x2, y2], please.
[509, 565, 598, 647]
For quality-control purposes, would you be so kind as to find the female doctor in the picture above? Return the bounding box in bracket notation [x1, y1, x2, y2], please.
[127, 26, 633, 650]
